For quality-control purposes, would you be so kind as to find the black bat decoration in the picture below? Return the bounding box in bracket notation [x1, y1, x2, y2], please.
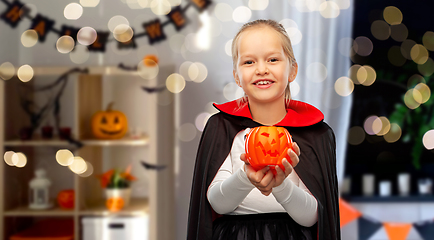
[141, 86, 166, 93]
[118, 63, 138, 71]
[141, 161, 167, 171]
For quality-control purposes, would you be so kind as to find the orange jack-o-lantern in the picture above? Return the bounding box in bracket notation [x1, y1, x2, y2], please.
[91, 102, 128, 139]
[245, 126, 293, 174]
[57, 189, 75, 209]
[106, 197, 125, 212]
[143, 54, 159, 67]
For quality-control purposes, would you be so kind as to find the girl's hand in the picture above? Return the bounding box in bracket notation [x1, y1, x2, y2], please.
[240, 153, 275, 196]
[274, 142, 301, 187]
[240, 142, 301, 194]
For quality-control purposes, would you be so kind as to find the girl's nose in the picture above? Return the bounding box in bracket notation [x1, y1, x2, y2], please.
[255, 62, 269, 75]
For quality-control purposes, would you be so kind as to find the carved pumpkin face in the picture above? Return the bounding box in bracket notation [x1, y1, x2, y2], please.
[57, 189, 75, 209]
[92, 102, 128, 139]
[245, 126, 293, 174]
[106, 197, 125, 212]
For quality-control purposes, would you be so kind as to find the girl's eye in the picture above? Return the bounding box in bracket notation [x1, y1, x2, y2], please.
[269, 58, 278, 62]
[244, 60, 253, 65]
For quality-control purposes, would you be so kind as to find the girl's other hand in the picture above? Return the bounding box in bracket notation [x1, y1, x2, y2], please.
[240, 153, 275, 196]
[274, 142, 301, 187]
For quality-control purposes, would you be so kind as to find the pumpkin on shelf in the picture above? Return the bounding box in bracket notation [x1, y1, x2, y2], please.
[91, 102, 128, 139]
[57, 189, 75, 209]
[106, 197, 125, 212]
[245, 126, 294, 175]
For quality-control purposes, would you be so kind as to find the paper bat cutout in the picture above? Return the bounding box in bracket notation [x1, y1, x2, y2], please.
[141, 161, 167, 171]
[118, 63, 138, 71]
[141, 86, 166, 93]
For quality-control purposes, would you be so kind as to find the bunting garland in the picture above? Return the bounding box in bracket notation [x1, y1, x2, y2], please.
[340, 197, 434, 240]
[0, 0, 210, 52]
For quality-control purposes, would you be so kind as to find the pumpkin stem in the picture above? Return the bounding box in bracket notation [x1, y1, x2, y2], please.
[106, 102, 115, 112]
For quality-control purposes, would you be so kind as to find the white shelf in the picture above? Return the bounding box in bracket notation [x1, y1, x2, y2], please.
[4, 136, 149, 147]
[4, 206, 75, 217]
[79, 198, 149, 217]
[0, 66, 142, 76]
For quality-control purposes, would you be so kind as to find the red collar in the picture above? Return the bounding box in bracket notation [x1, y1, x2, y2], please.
[213, 99, 324, 127]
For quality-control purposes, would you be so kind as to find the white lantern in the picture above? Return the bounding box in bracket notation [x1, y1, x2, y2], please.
[28, 168, 53, 209]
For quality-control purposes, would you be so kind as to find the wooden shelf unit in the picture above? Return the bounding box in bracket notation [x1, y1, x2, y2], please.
[0, 67, 175, 240]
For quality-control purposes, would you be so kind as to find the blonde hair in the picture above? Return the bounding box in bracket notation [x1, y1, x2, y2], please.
[232, 19, 297, 107]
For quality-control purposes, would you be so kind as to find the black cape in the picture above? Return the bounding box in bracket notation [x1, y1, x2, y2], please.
[187, 102, 341, 240]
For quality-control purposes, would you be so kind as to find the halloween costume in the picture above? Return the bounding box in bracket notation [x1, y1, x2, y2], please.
[187, 99, 340, 240]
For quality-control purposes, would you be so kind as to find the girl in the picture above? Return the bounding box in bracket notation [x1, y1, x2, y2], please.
[187, 19, 340, 240]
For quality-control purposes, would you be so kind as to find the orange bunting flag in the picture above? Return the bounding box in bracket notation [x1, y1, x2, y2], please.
[384, 223, 412, 240]
[339, 198, 362, 228]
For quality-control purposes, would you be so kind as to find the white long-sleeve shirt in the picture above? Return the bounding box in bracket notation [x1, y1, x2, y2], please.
[207, 128, 318, 227]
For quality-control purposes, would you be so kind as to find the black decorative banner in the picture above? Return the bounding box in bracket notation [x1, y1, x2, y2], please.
[143, 19, 166, 45]
[358, 216, 382, 240]
[167, 6, 188, 31]
[60, 25, 79, 41]
[189, 0, 211, 12]
[30, 14, 55, 42]
[88, 31, 109, 52]
[0, 0, 28, 28]
[414, 219, 434, 240]
[0, 0, 212, 53]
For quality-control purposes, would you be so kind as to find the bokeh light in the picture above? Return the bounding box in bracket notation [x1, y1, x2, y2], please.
[214, 3, 233, 22]
[64, 3, 83, 20]
[17, 64, 34, 82]
[69, 45, 90, 64]
[166, 73, 186, 93]
[248, 0, 269, 10]
[189, 62, 208, 83]
[354, 36, 373, 56]
[137, 59, 159, 79]
[178, 123, 197, 142]
[68, 156, 87, 174]
[319, 2, 340, 18]
[375, 116, 391, 136]
[56, 36, 75, 54]
[390, 24, 408, 42]
[388, 46, 406, 66]
[179, 61, 193, 81]
[150, 0, 171, 15]
[77, 27, 97, 46]
[411, 44, 429, 64]
[56, 149, 74, 166]
[418, 58, 434, 77]
[360, 65, 376, 86]
[422, 31, 434, 51]
[407, 74, 425, 88]
[113, 24, 134, 43]
[414, 83, 431, 104]
[422, 130, 434, 150]
[364, 115, 379, 135]
[384, 123, 402, 143]
[349, 64, 362, 84]
[3, 151, 15, 166]
[290, 81, 300, 97]
[223, 82, 244, 101]
[12, 152, 27, 168]
[334, 76, 354, 97]
[108, 15, 129, 32]
[225, 39, 232, 57]
[286, 27, 302, 45]
[401, 39, 416, 60]
[79, 161, 94, 177]
[404, 89, 421, 109]
[333, 0, 351, 9]
[195, 112, 211, 132]
[371, 20, 390, 40]
[0, 62, 15, 80]
[21, 30, 38, 47]
[306, 62, 328, 82]
[232, 6, 251, 23]
[184, 33, 202, 53]
[383, 6, 403, 25]
[348, 126, 365, 145]
[80, 0, 100, 7]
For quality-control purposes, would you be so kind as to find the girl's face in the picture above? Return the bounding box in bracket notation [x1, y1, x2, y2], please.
[233, 26, 297, 106]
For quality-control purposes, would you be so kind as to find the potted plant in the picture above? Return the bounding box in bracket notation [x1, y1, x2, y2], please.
[98, 165, 136, 211]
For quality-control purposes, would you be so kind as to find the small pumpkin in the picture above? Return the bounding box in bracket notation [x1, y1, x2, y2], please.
[245, 126, 293, 175]
[106, 197, 125, 212]
[143, 54, 159, 67]
[91, 102, 128, 139]
[57, 189, 75, 209]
